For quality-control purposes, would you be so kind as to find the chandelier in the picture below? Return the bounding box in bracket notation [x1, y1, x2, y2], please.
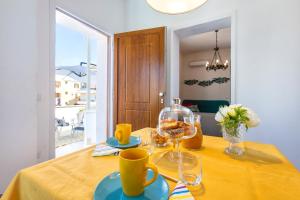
[146, 0, 208, 15]
[206, 30, 229, 71]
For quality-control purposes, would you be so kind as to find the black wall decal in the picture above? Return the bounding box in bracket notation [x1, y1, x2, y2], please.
[184, 77, 230, 87]
[184, 79, 198, 85]
[206, 64, 229, 71]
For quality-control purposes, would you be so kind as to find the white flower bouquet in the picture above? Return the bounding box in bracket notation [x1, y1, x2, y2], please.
[215, 104, 260, 137]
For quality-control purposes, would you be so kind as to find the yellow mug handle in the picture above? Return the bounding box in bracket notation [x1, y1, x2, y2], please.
[115, 129, 123, 142]
[144, 163, 158, 187]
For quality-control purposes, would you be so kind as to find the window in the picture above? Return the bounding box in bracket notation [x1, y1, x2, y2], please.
[55, 9, 109, 157]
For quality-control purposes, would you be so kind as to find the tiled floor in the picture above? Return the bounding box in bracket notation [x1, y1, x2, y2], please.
[55, 126, 84, 147]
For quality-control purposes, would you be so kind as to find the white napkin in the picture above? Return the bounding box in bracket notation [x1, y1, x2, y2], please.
[92, 144, 121, 157]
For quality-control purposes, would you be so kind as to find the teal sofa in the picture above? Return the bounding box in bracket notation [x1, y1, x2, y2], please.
[182, 100, 230, 137]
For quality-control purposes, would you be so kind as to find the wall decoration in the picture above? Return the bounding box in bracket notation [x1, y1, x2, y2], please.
[184, 79, 199, 85]
[206, 64, 229, 71]
[198, 77, 230, 87]
[184, 77, 230, 87]
[213, 77, 230, 84]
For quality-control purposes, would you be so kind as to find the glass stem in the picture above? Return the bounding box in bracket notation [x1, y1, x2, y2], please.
[175, 139, 180, 157]
[171, 139, 180, 159]
[175, 139, 180, 162]
[229, 142, 233, 151]
[172, 139, 176, 149]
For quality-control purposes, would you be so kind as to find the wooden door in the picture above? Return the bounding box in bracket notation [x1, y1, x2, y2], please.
[114, 27, 165, 131]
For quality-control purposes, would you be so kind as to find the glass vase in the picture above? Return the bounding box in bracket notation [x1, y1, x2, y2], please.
[222, 124, 246, 156]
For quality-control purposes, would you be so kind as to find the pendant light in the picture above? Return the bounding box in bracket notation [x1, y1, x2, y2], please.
[206, 30, 229, 71]
[146, 0, 208, 15]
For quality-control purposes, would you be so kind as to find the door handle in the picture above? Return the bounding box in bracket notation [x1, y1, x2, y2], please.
[159, 92, 165, 104]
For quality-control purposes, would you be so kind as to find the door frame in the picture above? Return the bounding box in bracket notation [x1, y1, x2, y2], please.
[113, 27, 166, 130]
[48, 5, 114, 158]
[169, 11, 237, 104]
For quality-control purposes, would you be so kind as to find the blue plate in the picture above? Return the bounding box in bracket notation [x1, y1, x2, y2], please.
[94, 170, 169, 200]
[106, 136, 141, 149]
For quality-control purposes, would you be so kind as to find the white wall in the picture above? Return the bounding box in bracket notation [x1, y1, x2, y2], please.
[168, 31, 180, 104]
[95, 33, 109, 143]
[125, 0, 300, 169]
[0, 0, 126, 193]
[37, 0, 53, 164]
[55, 0, 126, 33]
[0, 0, 39, 193]
[180, 48, 231, 101]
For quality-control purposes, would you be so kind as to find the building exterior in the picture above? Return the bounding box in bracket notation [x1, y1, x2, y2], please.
[55, 75, 82, 106]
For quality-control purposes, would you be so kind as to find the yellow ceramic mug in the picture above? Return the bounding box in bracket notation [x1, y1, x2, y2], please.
[119, 148, 158, 196]
[115, 124, 132, 145]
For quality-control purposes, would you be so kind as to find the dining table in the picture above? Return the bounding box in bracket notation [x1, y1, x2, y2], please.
[2, 128, 300, 200]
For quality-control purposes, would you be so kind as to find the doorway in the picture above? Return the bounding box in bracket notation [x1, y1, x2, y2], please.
[170, 16, 235, 136]
[55, 9, 109, 157]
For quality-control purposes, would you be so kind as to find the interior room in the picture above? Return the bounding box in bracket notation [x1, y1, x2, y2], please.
[179, 28, 231, 136]
[1, 0, 300, 199]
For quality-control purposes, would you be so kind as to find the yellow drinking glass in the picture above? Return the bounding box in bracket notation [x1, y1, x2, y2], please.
[119, 148, 158, 196]
[115, 124, 132, 145]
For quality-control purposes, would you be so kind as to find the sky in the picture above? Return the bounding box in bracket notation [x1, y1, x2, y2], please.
[55, 24, 97, 67]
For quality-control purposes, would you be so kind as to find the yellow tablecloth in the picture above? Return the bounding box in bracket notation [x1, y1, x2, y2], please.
[2, 128, 300, 200]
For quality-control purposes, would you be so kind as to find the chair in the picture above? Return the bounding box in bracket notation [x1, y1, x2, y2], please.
[55, 117, 70, 138]
[71, 110, 85, 134]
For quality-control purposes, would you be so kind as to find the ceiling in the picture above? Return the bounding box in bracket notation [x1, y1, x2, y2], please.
[180, 28, 231, 54]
